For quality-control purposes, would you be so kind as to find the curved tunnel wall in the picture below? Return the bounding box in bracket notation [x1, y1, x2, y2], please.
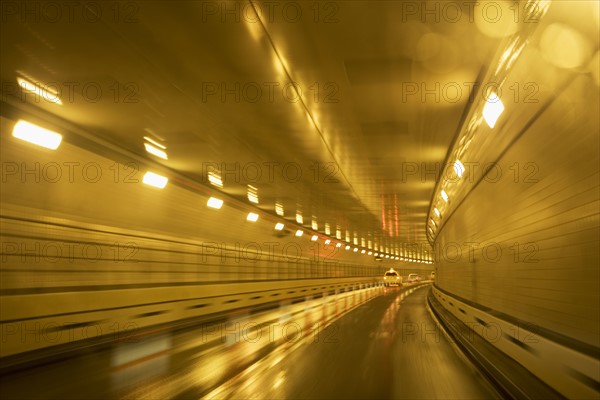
[430, 11, 599, 398]
[434, 71, 599, 348]
[0, 111, 393, 358]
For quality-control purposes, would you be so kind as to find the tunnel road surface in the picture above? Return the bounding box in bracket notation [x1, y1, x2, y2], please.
[206, 285, 500, 399]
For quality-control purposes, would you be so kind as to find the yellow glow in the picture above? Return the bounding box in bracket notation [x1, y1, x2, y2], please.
[12, 120, 62, 150]
[311, 220, 318, 230]
[540, 23, 592, 70]
[143, 136, 166, 149]
[275, 223, 284, 231]
[275, 203, 284, 216]
[482, 92, 504, 128]
[144, 143, 168, 160]
[295, 230, 303, 237]
[353, 248, 358, 252]
[207, 197, 223, 209]
[247, 212, 259, 222]
[336, 243, 342, 248]
[474, 0, 519, 38]
[454, 160, 464, 177]
[434, 208, 441, 217]
[441, 190, 449, 202]
[368, 251, 373, 255]
[345, 245, 351, 250]
[311, 235, 318, 241]
[142, 171, 168, 189]
[325, 239, 331, 245]
[208, 172, 223, 188]
[361, 250, 366, 254]
[247, 185, 259, 204]
[296, 213, 303, 224]
[325, 223, 331, 235]
[17, 77, 62, 105]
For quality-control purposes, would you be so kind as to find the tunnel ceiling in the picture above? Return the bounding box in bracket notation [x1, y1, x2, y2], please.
[1, 1, 505, 254]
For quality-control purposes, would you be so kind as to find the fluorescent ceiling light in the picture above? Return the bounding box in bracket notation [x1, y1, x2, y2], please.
[143, 136, 166, 149]
[311, 235, 318, 241]
[17, 77, 62, 105]
[275, 223, 284, 231]
[207, 197, 223, 209]
[483, 92, 504, 128]
[12, 120, 62, 150]
[441, 190, 449, 202]
[142, 171, 168, 189]
[295, 230, 303, 237]
[247, 212, 259, 222]
[208, 172, 223, 188]
[144, 143, 168, 159]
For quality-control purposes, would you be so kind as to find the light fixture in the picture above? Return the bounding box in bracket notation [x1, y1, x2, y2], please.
[345, 245, 350, 250]
[142, 171, 168, 189]
[361, 250, 366, 254]
[247, 185, 259, 204]
[247, 212, 259, 222]
[143, 136, 166, 149]
[295, 230, 303, 237]
[144, 142, 168, 160]
[275, 223, 284, 231]
[12, 120, 62, 150]
[325, 239, 331, 245]
[17, 77, 62, 105]
[207, 197, 223, 209]
[311, 235, 318, 241]
[441, 190, 449, 202]
[296, 213, 303, 224]
[275, 203, 284, 216]
[454, 160, 464, 178]
[336, 243, 342, 248]
[353, 248, 358, 252]
[434, 208, 441, 217]
[208, 173, 223, 188]
[368, 251, 373, 255]
[482, 92, 504, 128]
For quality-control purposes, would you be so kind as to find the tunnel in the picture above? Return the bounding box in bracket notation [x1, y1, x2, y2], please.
[0, 1, 599, 399]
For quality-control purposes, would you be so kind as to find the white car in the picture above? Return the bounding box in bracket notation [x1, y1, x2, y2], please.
[406, 273, 421, 283]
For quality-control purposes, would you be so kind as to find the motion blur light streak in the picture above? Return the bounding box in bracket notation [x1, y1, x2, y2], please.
[12, 120, 62, 150]
[17, 77, 62, 105]
[440, 190, 449, 203]
[0, 0, 598, 399]
[143, 142, 168, 159]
